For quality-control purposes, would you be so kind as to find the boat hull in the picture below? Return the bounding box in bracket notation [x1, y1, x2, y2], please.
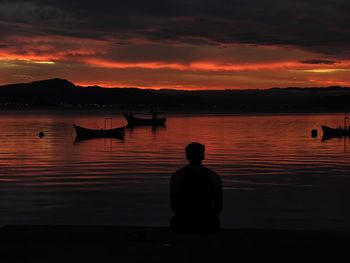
[123, 113, 167, 126]
[321, 125, 350, 137]
[73, 124, 125, 139]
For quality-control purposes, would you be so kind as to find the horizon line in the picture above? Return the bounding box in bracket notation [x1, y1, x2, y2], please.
[1, 77, 350, 92]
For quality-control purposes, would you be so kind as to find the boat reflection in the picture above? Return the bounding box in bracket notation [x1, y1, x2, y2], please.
[321, 134, 349, 154]
[126, 124, 166, 134]
[322, 134, 350, 142]
[73, 137, 125, 153]
[74, 136, 125, 143]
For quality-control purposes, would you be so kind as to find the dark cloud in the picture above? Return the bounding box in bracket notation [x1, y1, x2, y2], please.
[1, 0, 350, 56]
[300, 59, 337, 65]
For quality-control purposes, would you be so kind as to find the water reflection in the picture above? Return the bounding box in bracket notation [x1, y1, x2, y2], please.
[73, 137, 125, 153]
[322, 134, 350, 142]
[1, 113, 349, 178]
[74, 136, 125, 143]
[126, 124, 166, 131]
[321, 135, 350, 154]
[126, 124, 167, 135]
[1, 112, 350, 228]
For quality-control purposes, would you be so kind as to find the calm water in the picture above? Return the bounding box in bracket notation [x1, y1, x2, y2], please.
[1, 111, 350, 230]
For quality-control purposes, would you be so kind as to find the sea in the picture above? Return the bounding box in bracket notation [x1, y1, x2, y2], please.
[1, 111, 350, 230]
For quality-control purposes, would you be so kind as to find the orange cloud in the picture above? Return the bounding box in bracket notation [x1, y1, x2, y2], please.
[307, 78, 350, 87]
[82, 58, 187, 70]
[82, 58, 350, 73]
[2, 34, 350, 90]
[0, 35, 110, 63]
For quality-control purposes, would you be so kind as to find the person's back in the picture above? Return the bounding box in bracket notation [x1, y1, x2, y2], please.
[170, 142, 222, 234]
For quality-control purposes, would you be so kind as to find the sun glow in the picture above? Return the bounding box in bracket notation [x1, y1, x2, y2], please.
[302, 69, 349, 73]
[0, 58, 55, 65]
[32, 61, 56, 65]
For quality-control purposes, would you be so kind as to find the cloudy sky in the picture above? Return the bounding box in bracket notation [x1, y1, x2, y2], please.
[1, 0, 350, 89]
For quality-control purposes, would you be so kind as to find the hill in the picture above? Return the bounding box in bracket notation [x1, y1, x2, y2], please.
[0, 78, 349, 112]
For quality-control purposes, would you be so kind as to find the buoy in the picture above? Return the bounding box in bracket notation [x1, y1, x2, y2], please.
[311, 129, 318, 138]
[38, 131, 45, 138]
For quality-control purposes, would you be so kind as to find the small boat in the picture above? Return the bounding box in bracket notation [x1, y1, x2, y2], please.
[321, 114, 350, 137]
[123, 112, 167, 126]
[321, 125, 350, 137]
[73, 124, 125, 139]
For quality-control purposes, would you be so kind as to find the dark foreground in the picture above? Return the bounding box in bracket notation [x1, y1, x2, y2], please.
[1, 225, 349, 262]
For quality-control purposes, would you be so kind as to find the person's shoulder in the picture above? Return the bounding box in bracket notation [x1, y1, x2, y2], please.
[171, 166, 188, 188]
[204, 167, 221, 182]
[204, 166, 219, 176]
[172, 166, 188, 178]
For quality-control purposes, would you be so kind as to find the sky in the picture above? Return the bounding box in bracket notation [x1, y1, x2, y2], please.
[1, 0, 350, 90]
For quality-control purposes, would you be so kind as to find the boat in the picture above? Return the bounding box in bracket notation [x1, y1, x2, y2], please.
[321, 125, 350, 137]
[321, 114, 350, 137]
[73, 124, 125, 139]
[123, 112, 167, 126]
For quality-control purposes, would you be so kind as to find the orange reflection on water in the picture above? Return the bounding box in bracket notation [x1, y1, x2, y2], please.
[2, 112, 350, 228]
[0, 112, 350, 186]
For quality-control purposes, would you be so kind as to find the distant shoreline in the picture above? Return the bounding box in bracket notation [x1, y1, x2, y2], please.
[0, 106, 349, 116]
[1, 79, 350, 114]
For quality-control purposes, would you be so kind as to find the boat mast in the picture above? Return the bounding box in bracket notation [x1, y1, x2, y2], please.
[105, 117, 113, 129]
[345, 113, 348, 128]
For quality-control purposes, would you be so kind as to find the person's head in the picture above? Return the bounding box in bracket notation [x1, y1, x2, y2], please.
[185, 142, 205, 164]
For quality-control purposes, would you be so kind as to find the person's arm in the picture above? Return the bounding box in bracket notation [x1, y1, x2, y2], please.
[212, 172, 223, 213]
[170, 172, 179, 213]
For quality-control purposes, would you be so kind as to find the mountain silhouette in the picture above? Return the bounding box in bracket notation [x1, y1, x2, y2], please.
[0, 78, 350, 112]
[0, 78, 182, 107]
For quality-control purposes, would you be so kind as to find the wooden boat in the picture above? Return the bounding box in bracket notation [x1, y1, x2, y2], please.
[123, 112, 167, 126]
[73, 124, 125, 139]
[321, 114, 350, 138]
[321, 125, 350, 137]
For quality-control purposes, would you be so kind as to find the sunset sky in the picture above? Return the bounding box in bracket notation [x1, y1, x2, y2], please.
[1, 0, 350, 90]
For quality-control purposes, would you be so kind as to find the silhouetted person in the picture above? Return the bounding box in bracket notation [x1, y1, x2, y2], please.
[170, 142, 222, 234]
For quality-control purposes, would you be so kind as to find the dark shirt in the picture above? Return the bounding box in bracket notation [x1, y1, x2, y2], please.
[170, 164, 223, 233]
